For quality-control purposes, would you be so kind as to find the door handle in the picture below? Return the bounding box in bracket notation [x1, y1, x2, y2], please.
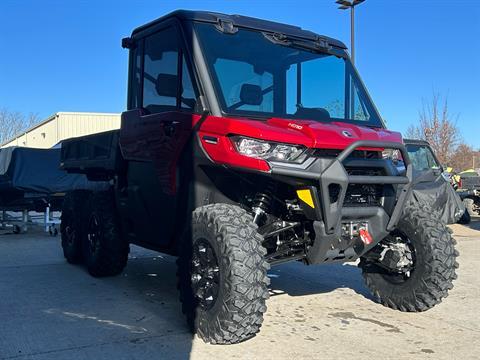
[163, 121, 179, 137]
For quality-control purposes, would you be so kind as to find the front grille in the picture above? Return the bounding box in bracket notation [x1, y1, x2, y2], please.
[312, 149, 388, 207]
[344, 167, 385, 206]
[344, 184, 383, 207]
[312, 149, 382, 160]
[345, 167, 385, 176]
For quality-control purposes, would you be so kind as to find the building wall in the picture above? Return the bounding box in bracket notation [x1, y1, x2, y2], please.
[1, 112, 121, 149]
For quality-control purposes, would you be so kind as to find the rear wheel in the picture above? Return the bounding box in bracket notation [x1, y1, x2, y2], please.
[359, 202, 458, 312]
[83, 191, 129, 277]
[61, 191, 89, 264]
[177, 204, 270, 344]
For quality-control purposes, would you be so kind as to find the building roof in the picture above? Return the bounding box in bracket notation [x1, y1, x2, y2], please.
[130, 9, 347, 49]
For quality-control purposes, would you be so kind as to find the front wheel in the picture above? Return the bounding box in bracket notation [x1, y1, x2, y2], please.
[359, 202, 458, 312]
[177, 204, 270, 344]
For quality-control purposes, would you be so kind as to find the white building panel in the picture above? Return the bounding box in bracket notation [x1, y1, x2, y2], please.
[1, 112, 121, 149]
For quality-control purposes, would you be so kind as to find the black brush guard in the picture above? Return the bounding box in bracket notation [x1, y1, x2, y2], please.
[272, 140, 412, 263]
[271, 140, 412, 235]
[321, 140, 411, 234]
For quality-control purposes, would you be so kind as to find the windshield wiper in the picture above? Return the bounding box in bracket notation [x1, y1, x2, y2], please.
[263, 32, 333, 53]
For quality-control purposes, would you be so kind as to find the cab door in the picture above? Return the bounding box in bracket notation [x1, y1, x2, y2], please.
[119, 22, 198, 250]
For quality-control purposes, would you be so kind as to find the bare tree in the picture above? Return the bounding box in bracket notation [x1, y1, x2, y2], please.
[405, 93, 460, 165]
[449, 143, 475, 172]
[0, 108, 39, 144]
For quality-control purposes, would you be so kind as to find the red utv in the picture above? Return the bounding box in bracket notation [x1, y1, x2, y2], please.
[59, 11, 458, 344]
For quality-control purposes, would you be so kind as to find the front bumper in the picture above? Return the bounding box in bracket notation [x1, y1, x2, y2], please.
[270, 140, 413, 264]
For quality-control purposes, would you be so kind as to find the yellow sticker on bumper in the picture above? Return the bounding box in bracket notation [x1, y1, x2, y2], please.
[296, 189, 315, 208]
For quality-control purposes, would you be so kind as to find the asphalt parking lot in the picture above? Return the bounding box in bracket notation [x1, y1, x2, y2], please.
[1, 221, 479, 360]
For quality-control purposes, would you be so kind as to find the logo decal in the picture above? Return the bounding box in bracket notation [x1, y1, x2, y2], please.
[342, 130, 353, 138]
[288, 123, 303, 130]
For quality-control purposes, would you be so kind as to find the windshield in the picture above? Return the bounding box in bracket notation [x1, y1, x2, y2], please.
[195, 23, 383, 127]
[406, 144, 441, 171]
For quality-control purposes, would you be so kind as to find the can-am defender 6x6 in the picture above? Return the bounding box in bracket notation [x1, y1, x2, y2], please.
[60, 10, 458, 344]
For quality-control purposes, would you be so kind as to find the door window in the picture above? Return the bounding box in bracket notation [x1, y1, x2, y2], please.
[141, 27, 198, 114]
[143, 27, 179, 113]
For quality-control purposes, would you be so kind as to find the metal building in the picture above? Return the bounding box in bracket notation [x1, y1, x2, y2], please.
[1, 112, 121, 149]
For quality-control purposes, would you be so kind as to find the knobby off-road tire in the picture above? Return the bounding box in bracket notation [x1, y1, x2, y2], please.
[177, 204, 270, 344]
[83, 191, 129, 277]
[61, 190, 89, 264]
[359, 202, 459, 312]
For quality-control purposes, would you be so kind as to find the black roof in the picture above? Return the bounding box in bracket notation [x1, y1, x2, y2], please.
[131, 10, 347, 49]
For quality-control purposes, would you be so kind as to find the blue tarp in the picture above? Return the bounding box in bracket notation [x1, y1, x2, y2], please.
[0, 146, 106, 194]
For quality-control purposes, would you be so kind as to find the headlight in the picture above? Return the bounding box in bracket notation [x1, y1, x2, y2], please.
[232, 136, 307, 163]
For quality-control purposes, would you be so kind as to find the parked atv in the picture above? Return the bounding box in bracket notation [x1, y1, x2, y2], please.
[404, 139, 467, 224]
[453, 170, 480, 221]
[59, 10, 458, 344]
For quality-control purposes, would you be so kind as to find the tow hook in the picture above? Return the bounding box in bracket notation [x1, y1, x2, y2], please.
[359, 228, 373, 245]
[341, 222, 372, 255]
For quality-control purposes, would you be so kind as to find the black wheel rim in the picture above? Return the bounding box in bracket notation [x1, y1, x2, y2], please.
[191, 238, 220, 310]
[65, 225, 76, 246]
[87, 215, 101, 256]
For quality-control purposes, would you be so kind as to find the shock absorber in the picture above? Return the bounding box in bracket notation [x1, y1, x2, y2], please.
[252, 183, 275, 225]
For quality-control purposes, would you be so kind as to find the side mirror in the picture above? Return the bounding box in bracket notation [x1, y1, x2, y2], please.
[155, 73, 180, 98]
[240, 84, 263, 106]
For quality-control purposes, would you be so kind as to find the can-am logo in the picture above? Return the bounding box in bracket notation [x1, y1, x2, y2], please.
[342, 130, 353, 138]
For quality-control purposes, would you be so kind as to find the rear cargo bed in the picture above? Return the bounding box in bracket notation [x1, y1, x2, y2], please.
[60, 130, 121, 179]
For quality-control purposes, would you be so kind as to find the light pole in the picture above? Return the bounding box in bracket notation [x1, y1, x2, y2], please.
[336, 0, 365, 64]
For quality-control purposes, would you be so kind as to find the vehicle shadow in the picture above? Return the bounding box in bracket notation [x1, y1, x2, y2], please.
[105, 249, 196, 357]
[267, 261, 374, 301]
[120, 249, 375, 337]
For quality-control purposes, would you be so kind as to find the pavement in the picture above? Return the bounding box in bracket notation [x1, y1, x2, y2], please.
[0, 220, 479, 360]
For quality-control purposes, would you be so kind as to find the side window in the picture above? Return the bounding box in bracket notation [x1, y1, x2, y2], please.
[143, 27, 179, 114]
[140, 27, 198, 114]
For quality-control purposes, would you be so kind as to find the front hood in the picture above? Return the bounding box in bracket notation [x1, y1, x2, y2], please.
[199, 115, 403, 149]
[266, 118, 402, 148]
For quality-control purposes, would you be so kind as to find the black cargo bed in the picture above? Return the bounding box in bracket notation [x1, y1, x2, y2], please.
[60, 130, 121, 179]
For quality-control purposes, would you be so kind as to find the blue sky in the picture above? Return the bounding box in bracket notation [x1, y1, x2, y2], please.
[1, 0, 479, 146]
